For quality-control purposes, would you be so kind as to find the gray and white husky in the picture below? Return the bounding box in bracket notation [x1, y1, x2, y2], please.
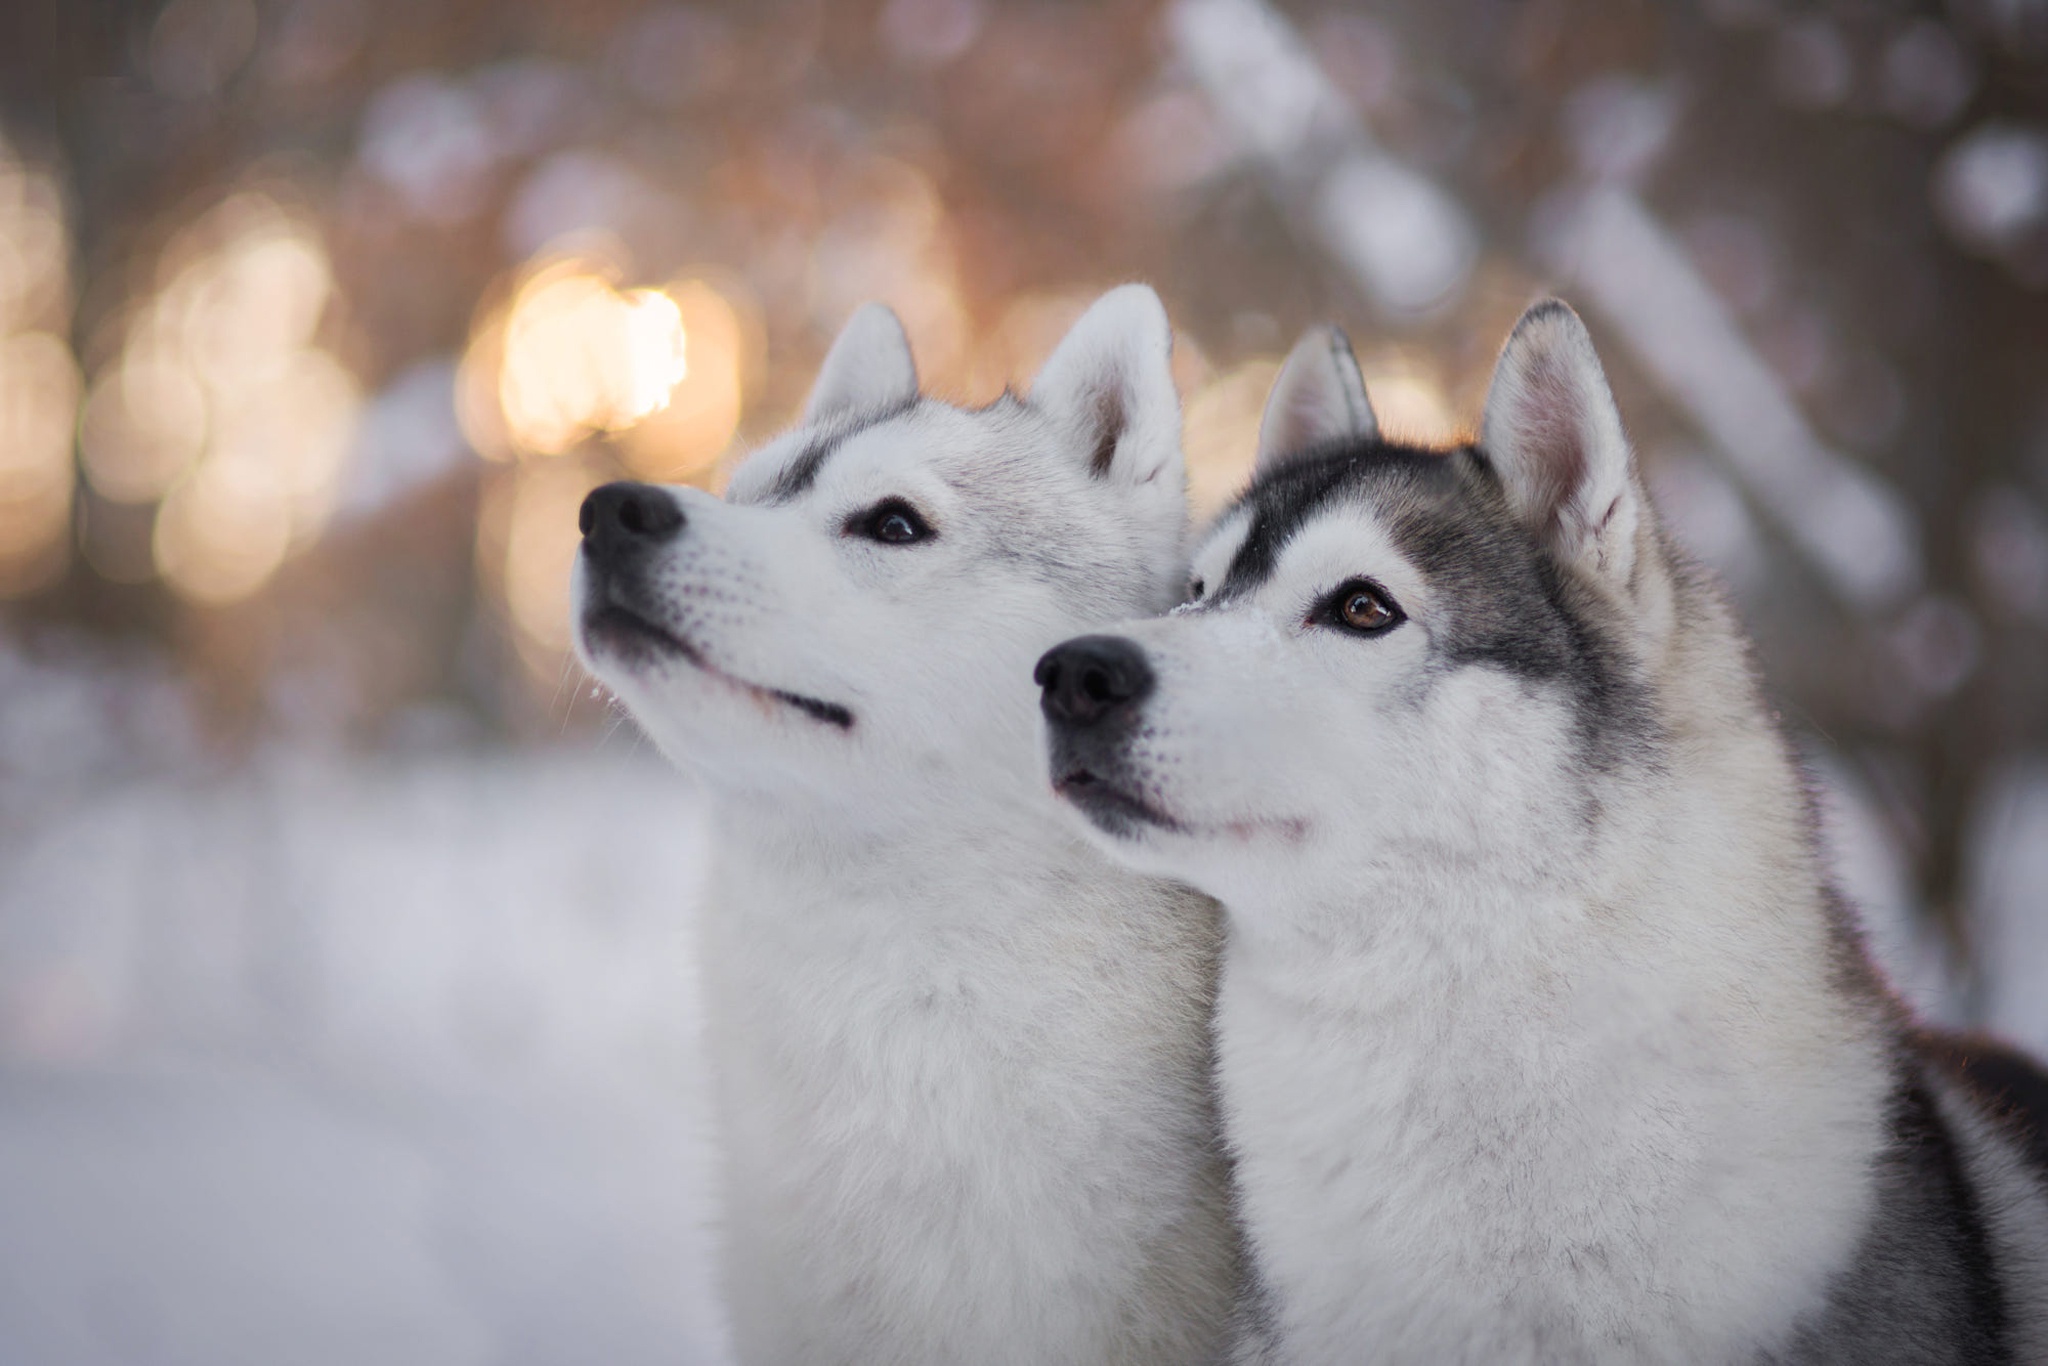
[1036, 302, 2048, 1365]
[572, 287, 1236, 1365]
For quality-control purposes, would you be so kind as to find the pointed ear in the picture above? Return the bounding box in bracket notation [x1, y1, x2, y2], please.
[803, 303, 918, 426]
[1258, 326, 1377, 474]
[1028, 284, 1182, 490]
[1480, 300, 1640, 587]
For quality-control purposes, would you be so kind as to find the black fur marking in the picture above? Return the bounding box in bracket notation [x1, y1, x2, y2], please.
[764, 397, 918, 503]
[1769, 1064, 2010, 1365]
[1214, 436, 1655, 759]
[1921, 1030, 2048, 1178]
[770, 690, 855, 729]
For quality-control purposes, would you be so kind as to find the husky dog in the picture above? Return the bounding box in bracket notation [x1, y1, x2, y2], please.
[1037, 303, 2048, 1365]
[573, 287, 1235, 1366]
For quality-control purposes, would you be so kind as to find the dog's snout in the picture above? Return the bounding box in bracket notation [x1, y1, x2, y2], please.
[580, 482, 685, 561]
[1036, 636, 1154, 729]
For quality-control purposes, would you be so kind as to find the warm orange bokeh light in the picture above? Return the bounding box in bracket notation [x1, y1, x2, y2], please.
[1356, 349, 1457, 446]
[0, 332, 80, 594]
[1180, 349, 1457, 520]
[1183, 358, 1280, 519]
[483, 259, 691, 458]
[78, 346, 208, 504]
[76, 193, 360, 604]
[151, 453, 295, 605]
[474, 451, 608, 678]
[0, 140, 78, 597]
[462, 255, 754, 658]
[618, 279, 747, 481]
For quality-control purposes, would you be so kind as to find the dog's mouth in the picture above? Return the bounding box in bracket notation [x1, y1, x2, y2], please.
[1054, 764, 1311, 847]
[582, 602, 854, 731]
[1051, 766, 1184, 837]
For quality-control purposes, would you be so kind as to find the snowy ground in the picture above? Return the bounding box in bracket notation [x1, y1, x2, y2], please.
[0, 745, 734, 1366]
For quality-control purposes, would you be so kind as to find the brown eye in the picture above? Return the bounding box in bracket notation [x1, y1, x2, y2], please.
[1316, 579, 1404, 635]
[1341, 590, 1391, 629]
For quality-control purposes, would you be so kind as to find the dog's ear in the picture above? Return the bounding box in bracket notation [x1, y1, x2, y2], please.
[1028, 284, 1182, 495]
[1258, 326, 1377, 475]
[803, 303, 919, 426]
[1480, 300, 1640, 588]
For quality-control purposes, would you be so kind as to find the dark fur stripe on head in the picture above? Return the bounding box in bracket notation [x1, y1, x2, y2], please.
[763, 396, 919, 503]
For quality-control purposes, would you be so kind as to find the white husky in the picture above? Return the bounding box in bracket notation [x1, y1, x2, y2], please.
[572, 287, 1236, 1366]
[1037, 304, 2048, 1365]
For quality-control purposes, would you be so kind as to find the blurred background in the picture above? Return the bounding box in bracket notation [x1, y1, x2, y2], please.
[1, 0, 2045, 1360]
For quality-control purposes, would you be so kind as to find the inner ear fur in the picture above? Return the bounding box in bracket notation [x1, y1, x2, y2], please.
[1028, 284, 1183, 490]
[1479, 299, 1640, 587]
[1258, 326, 1378, 474]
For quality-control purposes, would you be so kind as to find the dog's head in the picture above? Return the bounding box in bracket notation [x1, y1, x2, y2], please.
[575, 285, 1189, 812]
[1038, 302, 1678, 914]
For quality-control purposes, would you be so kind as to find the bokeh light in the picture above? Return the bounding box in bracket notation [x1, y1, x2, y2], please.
[1184, 358, 1279, 518]
[79, 192, 360, 603]
[476, 450, 608, 676]
[618, 278, 752, 482]
[1179, 349, 1453, 518]
[461, 253, 754, 663]
[807, 157, 971, 395]
[1356, 349, 1457, 446]
[979, 291, 1092, 396]
[151, 449, 295, 604]
[0, 333, 80, 595]
[77, 347, 208, 503]
[0, 144, 70, 335]
[0, 138, 78, 597]
[465, 255, 695, 461]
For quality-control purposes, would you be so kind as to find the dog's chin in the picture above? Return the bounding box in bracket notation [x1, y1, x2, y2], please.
[578, 603, 855, 731]
[579, 602, 687, 671]
[1051, 766, 1185, 843]
[1051, 763, 1315, 876]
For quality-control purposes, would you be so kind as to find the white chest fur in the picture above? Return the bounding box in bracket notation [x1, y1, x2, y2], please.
[700, 812, 1233, 1366]
[1216, 864, 1889, 1366]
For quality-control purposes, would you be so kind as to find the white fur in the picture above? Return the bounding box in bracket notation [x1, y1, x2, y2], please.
[1054, 305, 1954, 1363]
[574, 287, 1236, 1365]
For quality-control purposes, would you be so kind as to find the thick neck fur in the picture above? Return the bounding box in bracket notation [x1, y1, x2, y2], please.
[699, 751, 1235, 1366]
[1219, 564, 1896, 1366]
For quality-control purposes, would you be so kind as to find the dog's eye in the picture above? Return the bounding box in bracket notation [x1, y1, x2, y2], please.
[1187, 576, 1205, 601]
[1315, 579, 1403, 635]
[850, 499, 933, 545]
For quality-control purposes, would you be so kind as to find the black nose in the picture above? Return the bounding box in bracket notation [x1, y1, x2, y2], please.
[580, 482, 685, 562]
[1036, 635, 1154, 729]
